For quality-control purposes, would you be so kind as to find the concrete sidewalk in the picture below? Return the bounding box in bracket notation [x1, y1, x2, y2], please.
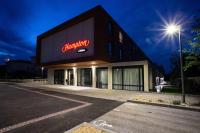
[17, 82, 135, 102]
[16, 82, 200, 106]
[90, 102, 200, 133]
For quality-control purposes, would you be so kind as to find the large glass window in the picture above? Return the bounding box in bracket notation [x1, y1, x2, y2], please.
[77, 68, 92, 87]
[123, 68, 140, 91]
[112, 68, 123, 90]
[54, 69, 64, 85]
[96, 68, 108, 89]
[112, 66, 143, 91]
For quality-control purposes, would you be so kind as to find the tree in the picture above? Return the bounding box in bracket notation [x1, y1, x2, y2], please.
[184, 15, 200, 72]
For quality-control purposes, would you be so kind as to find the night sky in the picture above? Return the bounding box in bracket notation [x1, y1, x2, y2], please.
[0, 0, 200, 73]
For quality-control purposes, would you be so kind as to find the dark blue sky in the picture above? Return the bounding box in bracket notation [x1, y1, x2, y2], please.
[0, 0, 200, 72]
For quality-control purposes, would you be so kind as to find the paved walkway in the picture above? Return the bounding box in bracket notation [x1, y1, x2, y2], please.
[91, 102, 200, 133]
[18, 82, 135, 102]
[17, 82, 200, 105]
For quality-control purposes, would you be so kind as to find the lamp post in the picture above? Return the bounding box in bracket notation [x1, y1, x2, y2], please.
[3, 58, 10, 80]
[165, 24, 185, 103]
[41, 67, 44, 78]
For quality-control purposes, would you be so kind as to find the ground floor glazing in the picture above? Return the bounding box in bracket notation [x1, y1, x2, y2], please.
[48, 61, 153, 91]
[53, 66, 144, 91]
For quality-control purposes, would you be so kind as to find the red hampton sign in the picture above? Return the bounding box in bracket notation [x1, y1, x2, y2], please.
[61, 39, 90, 53]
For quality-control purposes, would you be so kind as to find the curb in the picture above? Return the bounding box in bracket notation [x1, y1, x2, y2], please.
[127, 100, 200, 112]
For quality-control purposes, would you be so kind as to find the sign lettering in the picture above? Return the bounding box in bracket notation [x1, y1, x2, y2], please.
[61, 39, 90, 53]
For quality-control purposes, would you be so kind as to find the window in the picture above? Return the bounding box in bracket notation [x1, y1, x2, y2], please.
[107, 43, 112, 56]
[112, 68, 123, 90]
[107, 22, 113, 34]
[128, 44, 133, 59]
[112, 66, 144, 91]
[77, 68, 92, 87]
[123, 68, 140, 91]
[119, 32, 123, 43]
[96, 68, 108, 89]
[54, 69, 64, 85]
[119, 48, 122, 60]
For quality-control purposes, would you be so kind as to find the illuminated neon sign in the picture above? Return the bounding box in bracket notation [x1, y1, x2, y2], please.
[61, 39, 90, 53]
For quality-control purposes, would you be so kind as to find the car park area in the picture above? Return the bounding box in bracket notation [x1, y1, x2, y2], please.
[0, 84, 121, 133]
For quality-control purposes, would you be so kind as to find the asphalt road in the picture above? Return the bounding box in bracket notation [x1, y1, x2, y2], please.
[91, 102, 200, 133]
[0, 84, 122, 133]
[1, 83, 200, 133]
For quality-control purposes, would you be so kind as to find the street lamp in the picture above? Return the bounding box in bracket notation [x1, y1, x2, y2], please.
[3, 58, 10, 80]
[165, 24, 185, 103]
[5, 58, 10, 62]
[41, 67, 44, 78]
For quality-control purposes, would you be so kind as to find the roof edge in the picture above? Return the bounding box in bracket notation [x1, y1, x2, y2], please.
[37, 5, 103, 39]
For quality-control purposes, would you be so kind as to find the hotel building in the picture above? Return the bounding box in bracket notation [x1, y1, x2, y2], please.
[36, 6, 159, 91]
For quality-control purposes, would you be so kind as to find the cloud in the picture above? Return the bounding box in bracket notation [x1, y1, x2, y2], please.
[0, 0, 34, 62]
[0, 26, 35, 54]
[0, 51, 15, 57]
[0, 0, 31, 25]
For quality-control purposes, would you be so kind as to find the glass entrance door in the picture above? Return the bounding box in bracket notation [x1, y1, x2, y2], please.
[67, 69, 74, 85]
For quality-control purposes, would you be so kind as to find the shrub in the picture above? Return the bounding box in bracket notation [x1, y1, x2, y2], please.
[157, 99, 164, 103]
[172, 100, 181, 105]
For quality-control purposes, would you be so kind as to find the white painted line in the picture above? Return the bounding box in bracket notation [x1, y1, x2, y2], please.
[93, 120, 113, 128]
[0, 85, 92, 133]
[0, 103, 91, 133]
[9, 85, 87, 104]
[114, 109, 120, 112]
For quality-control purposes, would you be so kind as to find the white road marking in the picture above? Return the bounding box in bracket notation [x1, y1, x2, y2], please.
[114, 109, 120, 112]
[9, 85, 87, 104]
[0, 85, 92, 133]
[125, 102, 137, 106]
[93, 120, 113, 128]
